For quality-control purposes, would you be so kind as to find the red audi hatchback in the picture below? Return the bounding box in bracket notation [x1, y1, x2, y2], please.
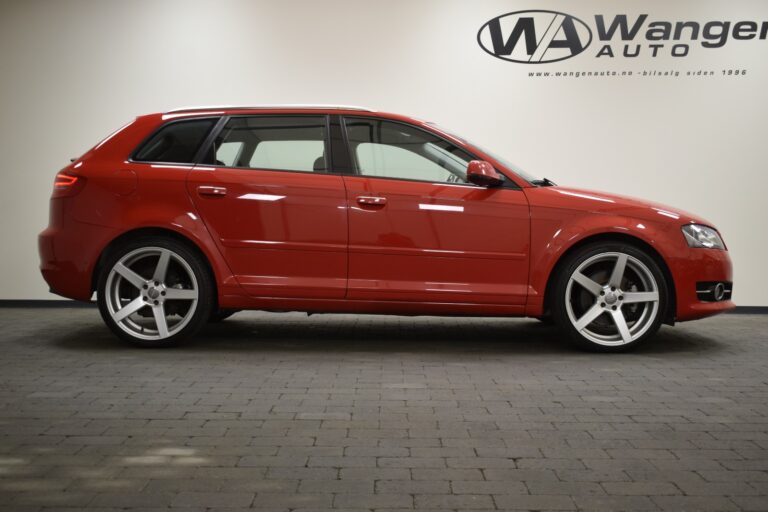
[39, 106, 734, 350]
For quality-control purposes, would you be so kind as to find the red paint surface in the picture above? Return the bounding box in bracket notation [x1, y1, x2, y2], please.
[39, 107, 734, 322]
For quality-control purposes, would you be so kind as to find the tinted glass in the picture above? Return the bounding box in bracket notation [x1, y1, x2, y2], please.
[216, 141, 244, 167]
[211, 116, 327, 172]
[133, 118, 217, 163]
[433, 123, 540, 184]
[344, 118, 474, 184]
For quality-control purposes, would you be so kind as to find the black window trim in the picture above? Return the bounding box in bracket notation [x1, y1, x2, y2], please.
[126, 113, 520, 189]
[127, 116, 223, 166]
[340, 115, 520, 190]
[328, 114, 354, 173]
[193, 116, 229, 164]
[193, 114, 354, 176]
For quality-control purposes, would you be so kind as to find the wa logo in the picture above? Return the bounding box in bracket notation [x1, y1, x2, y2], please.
[478, 10, 593, 63]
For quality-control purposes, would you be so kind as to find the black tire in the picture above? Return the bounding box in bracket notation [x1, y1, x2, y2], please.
[550, 241, 669, 352]
[96, 236, 215, 347]
[209, 309, 239, 323]
[535, 315, 555, 325]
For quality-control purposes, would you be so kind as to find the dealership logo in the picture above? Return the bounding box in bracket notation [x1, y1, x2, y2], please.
[477, 10, 592, 63]
[478, 11, 768, 63]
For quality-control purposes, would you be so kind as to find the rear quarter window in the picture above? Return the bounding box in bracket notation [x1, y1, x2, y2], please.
[132, 118, 217, 163]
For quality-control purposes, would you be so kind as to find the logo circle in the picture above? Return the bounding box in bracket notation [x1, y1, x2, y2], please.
[477, 10, 593, 64]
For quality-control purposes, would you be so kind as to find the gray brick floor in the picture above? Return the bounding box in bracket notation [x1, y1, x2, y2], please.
[0, 307, 766, 511]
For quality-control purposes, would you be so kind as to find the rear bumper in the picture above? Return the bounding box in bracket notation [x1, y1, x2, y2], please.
[38, 220, 116, 302]
[669, 247, 735, 321]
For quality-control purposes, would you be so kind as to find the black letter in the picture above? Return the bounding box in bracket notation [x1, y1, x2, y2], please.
[702, 21, 730, 48]
[623, 44, 640, 57]
[733, 21, 757, 40]
[671, 44, 689, 57]
[596, 44, 614, 57]
[646, 22, 672, 41]
[674, 21, 700, 40]
[595, 14, 647, 40]
[547, 16, 586, 54]
[488, 17, 537, 55]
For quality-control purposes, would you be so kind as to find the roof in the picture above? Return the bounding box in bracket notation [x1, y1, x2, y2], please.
[165, 104, 376, 114]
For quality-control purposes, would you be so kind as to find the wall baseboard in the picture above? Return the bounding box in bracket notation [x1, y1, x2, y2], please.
[0, 300, 766, 314]
[727, 306, 768, 314]
[0, 300, 95, 308]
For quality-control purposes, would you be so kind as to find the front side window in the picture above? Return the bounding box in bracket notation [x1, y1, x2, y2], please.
[133, 118, 217, 163]
[433, 123, 540, 185]
[210, 116, 328, 172]
[343, 118, 474, 184]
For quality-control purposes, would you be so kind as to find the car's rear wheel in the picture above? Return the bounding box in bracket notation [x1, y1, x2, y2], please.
[97, 237, 214, 347]
[551, 242, 668, 352]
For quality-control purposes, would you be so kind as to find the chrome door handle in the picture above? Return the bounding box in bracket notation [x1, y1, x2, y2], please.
[356, 196, 387, 206]
[197, 185, 227, 197]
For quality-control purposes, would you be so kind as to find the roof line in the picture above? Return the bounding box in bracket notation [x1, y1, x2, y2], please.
[166, 104, 376, 113]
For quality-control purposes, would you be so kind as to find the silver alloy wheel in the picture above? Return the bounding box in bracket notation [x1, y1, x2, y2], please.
[104, 247, 199, 341]
[565, 252, 660, 346]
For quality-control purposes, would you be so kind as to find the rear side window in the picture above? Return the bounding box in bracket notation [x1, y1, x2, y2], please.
[132, 118, 217, 163]
[208, 116, 328, 172]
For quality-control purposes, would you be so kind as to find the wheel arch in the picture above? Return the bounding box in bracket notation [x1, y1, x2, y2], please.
[91, 227, 220, 308]
[541, 232, 676, 325]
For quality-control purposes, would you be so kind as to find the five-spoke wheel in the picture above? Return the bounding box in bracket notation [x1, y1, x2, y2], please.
[97, 237, 213, 346]
[552, 243, 668, 351]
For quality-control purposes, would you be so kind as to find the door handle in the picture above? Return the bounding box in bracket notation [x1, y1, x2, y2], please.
[197, 185, 227, 197]
[356, 195, 387, 207]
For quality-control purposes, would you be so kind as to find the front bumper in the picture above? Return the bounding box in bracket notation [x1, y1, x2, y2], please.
[669, 247, 735, 321]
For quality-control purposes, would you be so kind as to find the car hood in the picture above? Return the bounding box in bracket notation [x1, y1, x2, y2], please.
[531, 186, 713, 227]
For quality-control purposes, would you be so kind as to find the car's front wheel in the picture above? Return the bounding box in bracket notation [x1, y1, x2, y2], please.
[551, 242, 668, 352]
[97, 237, 214, 347]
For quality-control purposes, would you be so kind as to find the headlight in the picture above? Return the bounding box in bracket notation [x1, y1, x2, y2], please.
[681, 224, 725, 249]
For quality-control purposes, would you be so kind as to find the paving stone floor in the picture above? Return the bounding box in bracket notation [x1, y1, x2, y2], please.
[0, 307, 766, 511]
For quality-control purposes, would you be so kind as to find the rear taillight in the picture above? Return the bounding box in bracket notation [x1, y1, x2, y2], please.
[52, 171, 85, 198]
[54, 172, 78, 188]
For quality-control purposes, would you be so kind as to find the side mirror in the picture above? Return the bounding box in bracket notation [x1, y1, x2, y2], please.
[466, 160, 504, 187]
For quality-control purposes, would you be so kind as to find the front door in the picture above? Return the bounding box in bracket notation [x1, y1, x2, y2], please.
[341, 117, 530, 304]
[188, 115, 348, 299]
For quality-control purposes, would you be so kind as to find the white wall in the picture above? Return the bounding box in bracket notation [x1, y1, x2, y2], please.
[1, 0, 766, 304]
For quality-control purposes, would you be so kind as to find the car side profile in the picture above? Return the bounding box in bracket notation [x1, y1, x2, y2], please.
[39, 105, 734, 350]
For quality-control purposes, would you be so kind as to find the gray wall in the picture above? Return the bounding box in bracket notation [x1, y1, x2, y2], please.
[1, 0, 766, 304]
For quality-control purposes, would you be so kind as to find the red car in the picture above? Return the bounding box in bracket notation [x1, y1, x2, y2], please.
[39, 105, 734, 350]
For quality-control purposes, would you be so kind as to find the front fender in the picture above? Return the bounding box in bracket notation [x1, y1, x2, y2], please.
[524, 199, 680, 317]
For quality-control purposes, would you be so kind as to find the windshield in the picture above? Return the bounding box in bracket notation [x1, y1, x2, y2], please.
[430, 124, 543, 184]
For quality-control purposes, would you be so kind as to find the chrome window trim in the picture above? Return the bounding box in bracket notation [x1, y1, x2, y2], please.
[166, 104, 375, 114]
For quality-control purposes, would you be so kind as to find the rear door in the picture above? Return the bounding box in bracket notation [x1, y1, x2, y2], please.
[187, 115, 348, 299]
